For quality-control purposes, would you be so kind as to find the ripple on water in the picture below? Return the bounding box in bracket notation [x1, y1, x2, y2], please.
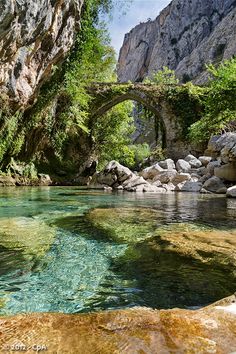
[0, 188, 235, 314]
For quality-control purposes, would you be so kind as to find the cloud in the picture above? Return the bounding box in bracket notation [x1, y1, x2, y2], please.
[105, 0, 171, 55]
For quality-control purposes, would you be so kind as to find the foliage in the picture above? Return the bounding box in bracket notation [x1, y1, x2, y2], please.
[92, 100, 135, 169]
[189, 58, 236, 143]
[0, 106, 24, 166]
[144, 66, 179, 85]
[166, 83, 206, 137]
[151, 146, 166, 161]
[126, 143, 151, 169]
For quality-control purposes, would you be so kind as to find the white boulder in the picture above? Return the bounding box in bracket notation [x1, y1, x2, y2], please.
[226, 186, 236, 198]
[176, 159, 191, 173]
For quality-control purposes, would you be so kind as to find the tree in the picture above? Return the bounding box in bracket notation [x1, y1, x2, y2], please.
[189, 58, 236, 143]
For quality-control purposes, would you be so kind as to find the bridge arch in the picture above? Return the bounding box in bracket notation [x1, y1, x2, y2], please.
[91, 91, 166, 147]
[88, 83, 190, 159]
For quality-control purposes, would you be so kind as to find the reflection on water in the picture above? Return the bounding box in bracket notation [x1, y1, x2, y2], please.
[0, 187, 235, 314]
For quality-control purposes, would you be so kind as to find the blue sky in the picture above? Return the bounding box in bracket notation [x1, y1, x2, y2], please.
[105, 0, 171, 55]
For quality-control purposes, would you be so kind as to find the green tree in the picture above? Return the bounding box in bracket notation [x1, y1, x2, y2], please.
[144, 66, 179, 85]
[189, 58, 236, 143]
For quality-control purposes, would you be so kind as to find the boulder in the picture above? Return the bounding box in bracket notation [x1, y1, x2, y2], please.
[103, 186, 113, 191]
[123, 175, 148, 189]
[38, 174, 52, 186]
[198, 156, 212, 166]
[175, 180, 202, 192]
[203, 176, 227, 194]
[143, 185, 166, 193]
[176, 159, 191, 173]
[172, 173, 191, 185]
[208, 133, 236, 162]
[226, 186, 236, 198]
[184, 154, 202, 168]
[190, 173, 200, 181]
[115, 185, 124, 191]
[104, 161, 133, 183]
[140, 163, 163, 180]
[214, 163, 236, 182]
[199, 173, 211, 184]
[162, 182, 175, 191]
[206, 160, 221, 175]
[196, 166, 208, 176]
[96, 172, 117, 186]
[158, 158, 175, 170]
[153, 170, 177, 183]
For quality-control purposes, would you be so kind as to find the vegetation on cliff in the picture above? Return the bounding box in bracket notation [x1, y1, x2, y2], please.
[0, 0, 235, 176]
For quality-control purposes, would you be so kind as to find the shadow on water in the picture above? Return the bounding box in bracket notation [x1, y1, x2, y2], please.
[105, 236, 236, 309]
[51, 207, 236, 311]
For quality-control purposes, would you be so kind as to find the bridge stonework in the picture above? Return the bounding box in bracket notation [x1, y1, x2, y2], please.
[88, 83, 193, 159]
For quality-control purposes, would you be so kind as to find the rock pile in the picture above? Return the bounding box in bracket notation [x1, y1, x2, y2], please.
[91, 161, 166, 193]
[92, 133, 236, 197]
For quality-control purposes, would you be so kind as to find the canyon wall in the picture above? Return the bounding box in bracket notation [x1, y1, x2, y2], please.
[0, 0, 84, 107]
[118, 0, 236, 83]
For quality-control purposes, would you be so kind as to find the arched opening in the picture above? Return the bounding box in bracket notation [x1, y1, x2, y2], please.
[91, 92, 167, 148]
[90, 92, 167, 169]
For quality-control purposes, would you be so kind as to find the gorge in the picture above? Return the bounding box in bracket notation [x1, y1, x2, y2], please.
[0, 0, 236, 352]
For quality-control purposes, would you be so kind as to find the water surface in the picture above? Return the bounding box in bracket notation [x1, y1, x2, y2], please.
[0, 187, 235, 314]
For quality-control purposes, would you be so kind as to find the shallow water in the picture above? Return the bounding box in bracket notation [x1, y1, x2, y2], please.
[0, 187, 235, 315]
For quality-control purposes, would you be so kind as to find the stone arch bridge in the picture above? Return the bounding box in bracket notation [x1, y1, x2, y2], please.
[87, 82, 200, 159]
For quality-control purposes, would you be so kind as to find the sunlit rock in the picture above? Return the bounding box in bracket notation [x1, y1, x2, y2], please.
[176, 159, 191, 173]
[226, 186, 236, 198]
[0, 295, 236, 353]
[184, 154, 202, 168]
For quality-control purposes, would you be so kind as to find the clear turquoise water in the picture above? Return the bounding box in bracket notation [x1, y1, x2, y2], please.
[0, 187, 236, 315]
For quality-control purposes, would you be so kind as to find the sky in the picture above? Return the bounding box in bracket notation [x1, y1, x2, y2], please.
[105, 0, 171, 56]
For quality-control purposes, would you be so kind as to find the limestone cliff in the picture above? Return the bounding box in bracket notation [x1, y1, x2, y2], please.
[118, 0, 236, 83]
[0, 0, 84, 107]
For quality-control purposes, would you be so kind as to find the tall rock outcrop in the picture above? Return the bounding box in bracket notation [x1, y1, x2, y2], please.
[0, 0, 84, 107]
[118, 0, 236, 83]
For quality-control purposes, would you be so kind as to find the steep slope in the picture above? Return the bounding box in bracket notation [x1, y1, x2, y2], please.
[118, 0, 236, 83]
[0, 0, 84, 107]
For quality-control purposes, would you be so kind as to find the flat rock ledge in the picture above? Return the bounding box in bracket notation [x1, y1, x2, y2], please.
[0, 295, 235, 353]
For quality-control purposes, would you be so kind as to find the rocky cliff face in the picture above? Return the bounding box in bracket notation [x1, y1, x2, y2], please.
[0, 0, 84, 107]
[118, 0, 236, 83]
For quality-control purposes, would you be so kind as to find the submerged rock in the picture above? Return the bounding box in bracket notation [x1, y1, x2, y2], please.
[85, 207, 163, 244]
[0, 217, 55, 258]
